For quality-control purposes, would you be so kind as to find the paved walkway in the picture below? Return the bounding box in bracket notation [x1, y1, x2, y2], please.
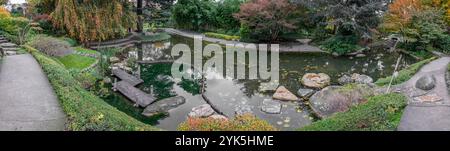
[162, 28, 325, 53]
[0, 54, 66, 131]
[397, 57, 450, 131]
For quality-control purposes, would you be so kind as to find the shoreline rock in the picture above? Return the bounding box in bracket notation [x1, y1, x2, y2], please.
[301, 73, 331, 89]
[273, 86, 299, 101]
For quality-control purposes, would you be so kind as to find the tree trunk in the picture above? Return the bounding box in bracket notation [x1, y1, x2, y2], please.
[137, 0, 144, 33]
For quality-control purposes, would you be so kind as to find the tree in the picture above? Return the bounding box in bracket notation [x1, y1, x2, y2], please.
[50, 0, 137, 43]
[381, 0, 423, 33]
[171, 0, 217, 31]
[294, 0, 389, 37]
[233, 0, 297, 41]
[0, 0, 8, 5]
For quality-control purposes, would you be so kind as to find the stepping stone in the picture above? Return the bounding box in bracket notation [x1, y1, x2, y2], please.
[261, 99, 282, 114]
[273, 86, 299, 101]
[0, 43, 17, 48]
[413, 94, 443, 103]
[297, 88, 315, 99]
[5, 51, 17, 56]
[188, 104, 215, 118]
[0, 40, 7, 43]
[2, 48, 18, 51]
[142, 96, 186, 117]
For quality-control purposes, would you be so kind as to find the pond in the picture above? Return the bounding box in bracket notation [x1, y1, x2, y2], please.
[105, 34, 416, 131]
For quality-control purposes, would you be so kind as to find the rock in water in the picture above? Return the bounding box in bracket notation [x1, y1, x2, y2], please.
[142, 96, 186, 117]
[338, 75, 353, 85]
[301, 73, 331, 88]
[297, 88, 315, 99]
[415, 75, 436, 91]
[235, 105, 253, 115]
[273, 86, 299, 101]
[352, 73, 373, 84]
[261, 99, 282, 114]
[309, 85, 375, 118]
[188, 104, 215, 118]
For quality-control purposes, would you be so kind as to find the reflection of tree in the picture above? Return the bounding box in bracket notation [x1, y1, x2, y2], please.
[235, 79, 262, 97]
[140, 64, 175, 99]
[178, 78, 201, 95]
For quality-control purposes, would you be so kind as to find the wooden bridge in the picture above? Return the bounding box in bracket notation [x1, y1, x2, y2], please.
[112, 68, 155, 107]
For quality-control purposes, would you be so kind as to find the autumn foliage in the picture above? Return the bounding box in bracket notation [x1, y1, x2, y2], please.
[0, 6, 10, 18]
[50, 0, 137, 43]
[381, 0, 423, 32]
[234, 0, 296, 41]
[178, 114, 277, 131]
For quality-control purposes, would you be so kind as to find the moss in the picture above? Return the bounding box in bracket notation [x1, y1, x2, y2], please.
[299, 93, 407, 131]
[57, 54, 96, 70]
[24, 45, 159, 131]
[204, 32, 240, 41]
[375, 57, 436, 86]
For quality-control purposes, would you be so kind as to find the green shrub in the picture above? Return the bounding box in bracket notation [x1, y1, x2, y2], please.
[204, 32, 240, 41]
[24, 45, 158, 131]
[60, 37, 78, 47]
[320, 35, 361, 55]
[178, 114, 277, 131]
[375, 57, 436, 86]
[28, 35, 74, 56]
[299, 93, 407, 131]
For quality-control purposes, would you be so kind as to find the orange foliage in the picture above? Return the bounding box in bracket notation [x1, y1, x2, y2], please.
[381, 0, 423, 32]
[178, 114, 277, 131]
[0, 6, 10, 18]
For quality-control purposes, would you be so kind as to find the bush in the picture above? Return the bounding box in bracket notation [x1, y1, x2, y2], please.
[28, 35, 74, 56]
[178, 114, 277, 131]
[24, 45, 159, 131]
[375, 57, 436, 86]
[204, 32, 240, 41]
[320, 35, 362, 55]
[299, 93, 407, 131]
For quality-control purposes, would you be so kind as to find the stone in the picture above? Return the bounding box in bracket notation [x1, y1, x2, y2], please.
[103, 77, 112, 84]
[273, 86, 299, 101]
[301, 73, 331, 89]
[261, 99, 282, 114]
[142, 96, 186, 117]
[235, 104, 253, 115]
[297, 88, 315, 98]
[413, 94, 443, 103]
[338, 75, 353, 85]
[415, 75, 436, 91]
[210, 114, 228, 120]
[0, 43, 17, 48]
[352, 73, 373, 84]
[309, 85, 375, 118]
[188, 104, 215, 118]
[109, 57, 120, 63]
[296, 39, 313, 45]
[355, 54, 367, 58]
[5, 51, 16, 56]
[332, 52, 340, 57]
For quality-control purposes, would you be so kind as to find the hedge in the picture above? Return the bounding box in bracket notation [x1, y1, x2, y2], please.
[24, 45, 159, 131]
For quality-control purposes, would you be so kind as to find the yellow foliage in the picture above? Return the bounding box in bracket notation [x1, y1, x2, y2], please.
[0, 6, 10, 18]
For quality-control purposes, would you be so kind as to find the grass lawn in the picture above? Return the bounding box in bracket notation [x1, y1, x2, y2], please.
[57, 54, 96, 70]
[74, 47, 98, 55]
[375, 57, 436, 86]
[299, 93, 407, 131]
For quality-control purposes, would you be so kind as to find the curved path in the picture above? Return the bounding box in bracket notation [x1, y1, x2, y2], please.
[397, 57, 450, 131]
[162, 28, 325, 53]
[0, 54, 66, 131]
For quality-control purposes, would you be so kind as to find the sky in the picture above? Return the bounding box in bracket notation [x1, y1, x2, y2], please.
[9, 0, 26, 4]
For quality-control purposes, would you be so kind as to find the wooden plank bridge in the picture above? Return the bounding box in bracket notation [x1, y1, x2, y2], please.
[112, 68, 155, 107]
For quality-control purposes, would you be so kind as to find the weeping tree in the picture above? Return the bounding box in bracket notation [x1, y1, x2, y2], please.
[50, 0, 137, 43]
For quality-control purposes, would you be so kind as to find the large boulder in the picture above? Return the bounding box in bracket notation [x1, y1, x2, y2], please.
[309, 84, 376, 118]
[338, 75, 353, 85]
[273, 86, 299, 101]
[415, 75, 436, 91]
[188, 104, 215, 118]
[301, 73, 331, 89]
[261, 99, 282, 114]
[142, 96, 186, 117]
